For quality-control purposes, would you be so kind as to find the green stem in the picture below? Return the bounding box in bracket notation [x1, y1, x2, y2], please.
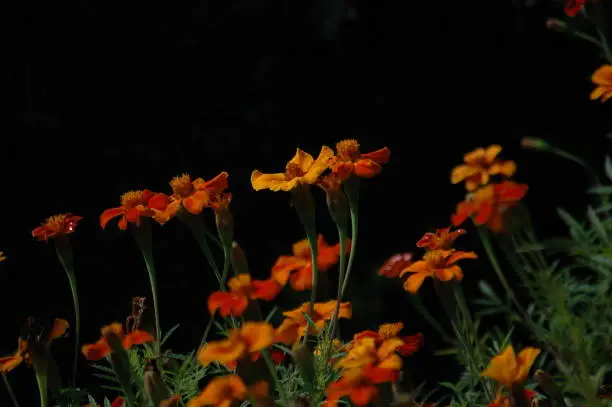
[303, 232, 319, 344]
[54, 236, 80, 387]
[200, 244, 233, 346]
[340, 179, 360, 299]
[180, 214, 223, 285]
[2, 373, 21, 407]
[132, 222, 161, 355]
[328, 226, 348, 340]
[406, 295, 453, 344]
[261, 349, 291, 406]
[34, 371, 48, 407]
[477, 227, 517, 305]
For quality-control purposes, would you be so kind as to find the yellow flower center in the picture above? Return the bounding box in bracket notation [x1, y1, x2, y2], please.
[423, 250, 447, 268]
[336, 139, 361, 161]
[285, 163, 305, 180]
[378, 322, 403, 339]
[120, 190, 146, 209]
[170, 174, 194, 197]
[43, 214, 71, 233]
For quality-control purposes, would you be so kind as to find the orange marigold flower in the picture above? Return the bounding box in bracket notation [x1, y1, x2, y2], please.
[208, 274, 282, 317]
[325, 337, 402, 407]
[275, 300, 352, 344]
[351, 322, 423, 357]
[271, 235, 350, 291]
[331, 139, 390, 179]
[32, 213, 82, 241]
[565, 0, 586, 16]
[451, 145, 516, 191]
[451, 181, 528, 233]
[416, 226, 466, 250]
[101, 190, 169, 230]
[153, 172, 230, 224]
[186, 375, 248, 407]
[0, 252, 6, 262]
[378, 253, 413, 278]
[481, 345, 541, 389]
[198, 322, 274, 366]
[399, 249, 477, 294]
[251, 146, 334, 192]
[81, 322, 154, 360]
[591, 65, 612, 102]
[0, 318, 68, 373]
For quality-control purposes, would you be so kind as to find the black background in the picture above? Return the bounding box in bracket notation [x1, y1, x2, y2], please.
[2, 0, 612, 404]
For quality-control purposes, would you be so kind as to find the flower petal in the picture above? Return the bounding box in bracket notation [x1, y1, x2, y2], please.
[361, 147, 390, 164]
[100, 207, 125, 229]
[250, 171, 294, 191]
[288, 149, 315, 173]
[403, 272, 429, 294]
[302, 146, 334, 184]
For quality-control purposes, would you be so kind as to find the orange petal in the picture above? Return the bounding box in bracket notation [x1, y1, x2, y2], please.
[183, 190, 210, 215]
[451, 201, 474, 227]
[82, 340, 111, 360]
[288, 149, 315, 173]
[250, 171, 295, 192]
[201, 171, 229, 194]
[292, 237, 312, 258]
[100, 207, 125, 229]
[473, 200, 494, 225]
[398, 333, 424, 356]
[271, 256, 304, 286]
[208, 292, 249, 317]
[403, 272, 429, 294]
[0, 354, 23, 373]
[353, 159, 382, 178]
[450, 164, 479, 185]
[147, 193, 169, 211]
[240, 322, 274, 353]
[250, 279, 282, 301]
[447, 250, 478, 264]
[361, 147, 390, 164]
[123, 330, 155, 349]
[484, 145, 502, 164]
[301, 146, 335, 184]
[378, 253, 413, 278]
[274, 319, 302, 345]
[349, 385, 378, 406]
[50, 318, 69, 340]
[290, 267, 313, 291]
[399, 260, 429, 277]
[198, 333, 247, 366]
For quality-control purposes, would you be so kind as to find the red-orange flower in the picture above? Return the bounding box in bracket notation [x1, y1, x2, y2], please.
[208, 274, 282, 317]
[351, 322, 423, 357]
[271, 235, 350, 291]
[0, 318, 69, 373]
[198, 322, 274, 367]
[331, 139, 390, 179]
[152, 172, 229, 224]
[565, 0, 586, 16]
[187, 375, 269, 407]
[83, 396, 125, 407]
[416, 226, 466, 250]
[81, 322, 154, 360]
[101, 190, 169, 230]
[451, 145, 516, 192]
[487, 388, 538, 407]
[325, 337, 403, 406]
[275, 300, 352, 344]
[451, 181, 528, 233]
[400, 249, 477, 293]
[32, 213, 82, 241]
[378, 253, 413, 278]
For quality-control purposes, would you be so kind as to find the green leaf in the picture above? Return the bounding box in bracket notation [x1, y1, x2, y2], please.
[587, 206, 609, 244]
[476, 280, 502, 304]
[557, 208, 589, 241]
[161, 324, 180, 346]
[586, 186, 612, 194]
[605, 155, 612, 182]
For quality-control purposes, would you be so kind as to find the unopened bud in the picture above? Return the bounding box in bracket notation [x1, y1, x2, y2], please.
[292, 343, 315, 390]
[521, 137, 548, 150]
[546, 18, 568, 32]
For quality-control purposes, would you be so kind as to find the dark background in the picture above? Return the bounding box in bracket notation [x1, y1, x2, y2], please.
[3, 0, 612, 404]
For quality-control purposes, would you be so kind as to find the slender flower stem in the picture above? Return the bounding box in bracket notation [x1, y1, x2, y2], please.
[328, 226, 347, 340]
[303, 232, 319, 340]
[261, 349, 290, 407]
[179, 213, 223, 286]
[200, 243, 233, 346]
[340, 177, 360, 299]
[132, 221, 161, 355]
[2, 373, 20, 407]
[477, 227, 516, 304]
[54, 236, 80, 387]
[34, 370, 48, 407]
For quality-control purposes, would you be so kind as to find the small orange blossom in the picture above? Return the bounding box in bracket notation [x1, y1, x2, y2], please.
[591, 65, 612, 102]
[198, 322, 274, 366]
[275, 300, 352, 344]
[451, 145, 516, 191]
[351, 322, 423, 357]
[481, 345, 541, 388]
[81, 322, 154, 360]
[207, 274, 282, 317]
[32, 213, 83, 241]
[416, 226, 466, 250]
[331, 139, 390, 179]
[101, 190, 169, 230]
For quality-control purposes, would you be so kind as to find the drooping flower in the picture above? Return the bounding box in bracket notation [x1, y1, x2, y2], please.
[330, 139, 391, 179]
[187, 375, 268, 407]
[271, 235, 349, 291]
[565, 0, 586, 17]
[274, 300, 352, 344]
[207, 274, 282, 317]
[101, 190, 170, 230]
[451, 181, 528, 233]
[81, 322, 154, 360]
[32, 213, 83, 241]
[0, 318, 69, 373]
[350, 322, 423, 357]
[152, 172, 230, 224]
[451, 145, 516, 191]
[399, 249, 477, 294]
[198, 322, 274, 367]
[251, 146, 334, 192]
[590, 65, 612, 102]
[416, 226, 466, 250]
[481, 345, 541, 388]
[378, 253, 413, 278]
